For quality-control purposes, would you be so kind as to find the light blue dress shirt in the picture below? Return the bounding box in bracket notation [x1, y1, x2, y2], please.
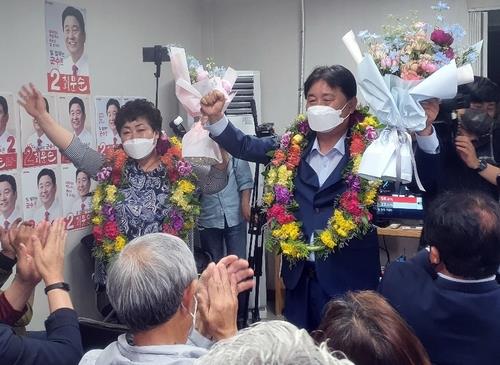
[198, 158, 253, 229]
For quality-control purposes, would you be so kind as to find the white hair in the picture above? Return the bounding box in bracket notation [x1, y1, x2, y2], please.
[106, 233, 197, 332]
[195, 320, 354, 365]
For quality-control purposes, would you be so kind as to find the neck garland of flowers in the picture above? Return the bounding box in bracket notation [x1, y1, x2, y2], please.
[263, 108, 382, 262]
[91, 136, 200, 261]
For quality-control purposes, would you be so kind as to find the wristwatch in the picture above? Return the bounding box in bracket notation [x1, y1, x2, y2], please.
[44, 282, 70, 295]
[474, 159, 488, 173]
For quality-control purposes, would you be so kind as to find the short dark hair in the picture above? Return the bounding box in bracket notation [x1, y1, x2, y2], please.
[423, 190, 500, 279]
[466, 76, 500, 103]
[0, 96, 8, 114]
[69, 96, 85, 116]
[115, 99, 162, 135]
[313, 291, 431, 365]
[43, 97, 49, 113]
[304, 65, 357, 100]
[75, 168, 90, 180]
[0, 174, 16, 193]
[106, 98, 121, 112]
[37, 168, 56, 185]
[62, 6, 85, 34]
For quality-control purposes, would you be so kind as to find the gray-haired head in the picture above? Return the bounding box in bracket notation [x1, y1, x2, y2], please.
[106, 233, 197, 332]
[194, 320, 354, 365]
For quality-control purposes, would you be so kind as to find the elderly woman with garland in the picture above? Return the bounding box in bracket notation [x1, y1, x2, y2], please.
[200, 65, 441, 331]
[18, 84, 228, 265]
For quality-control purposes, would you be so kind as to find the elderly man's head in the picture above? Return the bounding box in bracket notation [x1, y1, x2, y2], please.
[107, 233, 198, 336]
[195, 320, 354, 365]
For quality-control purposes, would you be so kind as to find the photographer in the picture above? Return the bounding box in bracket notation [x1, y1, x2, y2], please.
[433, 77, 500, 199]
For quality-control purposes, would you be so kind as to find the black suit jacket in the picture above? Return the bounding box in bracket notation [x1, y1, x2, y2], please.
[214, 119, 440, 296]
[379, 250, 500, 365]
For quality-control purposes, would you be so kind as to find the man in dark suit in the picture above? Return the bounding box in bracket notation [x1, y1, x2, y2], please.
[379, 190, 500, 365]
[201, 65, 440, 331]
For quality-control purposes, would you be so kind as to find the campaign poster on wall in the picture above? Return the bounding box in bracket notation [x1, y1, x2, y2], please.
[0, 93, 19, 172]
[61, 164, 93, 230]
[45, 1, 90, 94]
[95, 96, 122, 155]
[57, 95, 94, 163]
[0, 171, 22, 231]
[22, 166, 63, 224]
[20, 95, 59, 168]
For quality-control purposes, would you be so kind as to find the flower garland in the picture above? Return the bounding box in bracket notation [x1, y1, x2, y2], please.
[263, 108, 382, 262]
[91, 135, 200, 261]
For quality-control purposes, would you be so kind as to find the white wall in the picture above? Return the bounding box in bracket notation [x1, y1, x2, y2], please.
[0, 0, 204, 330]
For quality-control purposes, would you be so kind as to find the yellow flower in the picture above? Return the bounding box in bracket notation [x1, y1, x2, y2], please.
[281, 242, 299, 258]
[105, 185, 118, 203]
[92, 215, 104, 226]
[263, 192, 275, 205]
[352, 155, 362, 174]
[319, 230, 336, 249]
[103, 242, 114, 256]
[171, 190, 190, 210]
[178, 180, 195, 194]
[296, 114, 306, 122]
[266, 168, 277, 185]
[170, 136, 182, 148]
[332, 210, 356, 238]
[272, 222, 300, 240]
[92, 186, 104, 207]
[277, 165, 292, 186]
[291, 134, 303, 144]
[363, 188, 378, 206]
[363, 116, 379, 128]
[114, 235, 126, 252]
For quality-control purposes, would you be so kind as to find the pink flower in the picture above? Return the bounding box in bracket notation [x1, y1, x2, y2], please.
[280, 132, 291, 149]
[365, 126, 378, 141]
[444, 48, 455, 60]
[221, 79, 232, 93]
[196, 68, 209, 82]
[401, 69, 422, 81]
[176, 160, 193, 177]
[431, 29, 454, 47]
[420, 61, 438, 74]
[96, 167, 112, 182]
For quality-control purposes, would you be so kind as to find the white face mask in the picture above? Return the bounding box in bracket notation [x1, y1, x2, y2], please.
[306, 104, 349, 133]
[122, 137, 156, 160]
[182, 296, 198, 338]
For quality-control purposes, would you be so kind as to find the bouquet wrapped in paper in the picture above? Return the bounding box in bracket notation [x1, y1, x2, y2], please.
[169, 47, 237, 165]
[342, 2, 481, 187]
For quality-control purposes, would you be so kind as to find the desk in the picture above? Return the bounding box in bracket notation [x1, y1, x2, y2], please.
[376, 226, 422, 239]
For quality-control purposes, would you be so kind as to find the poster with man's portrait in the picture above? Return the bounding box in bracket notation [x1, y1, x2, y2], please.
[61, 164, 93, 230]
[20, 95, 59, 168]
[0, 171, 22, 231]
[22, 166, 62, 224]
[57, 95, 94, 163]
[95, 96, 123, 155]
[45, 1, 90, 94]
[0, 93, 19, 171]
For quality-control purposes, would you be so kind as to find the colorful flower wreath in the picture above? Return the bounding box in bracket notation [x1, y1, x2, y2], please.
[263, 108, 382, 262]
[91, 135, 200, 261]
